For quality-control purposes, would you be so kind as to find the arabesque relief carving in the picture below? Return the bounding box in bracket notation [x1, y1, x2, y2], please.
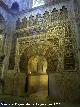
[15, 6, 68, 37]
[14, 6, 79, 73]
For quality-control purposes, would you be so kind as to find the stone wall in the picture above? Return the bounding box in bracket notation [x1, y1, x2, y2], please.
[4, 71, 15, 95]
[49, 72, 80, 103]
[3, 71, 80, 103]
[3, 72, 48, 97]
[4, 72, 26, 96]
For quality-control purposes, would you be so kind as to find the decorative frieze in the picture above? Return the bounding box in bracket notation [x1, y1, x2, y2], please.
[16, 6, 68, 32]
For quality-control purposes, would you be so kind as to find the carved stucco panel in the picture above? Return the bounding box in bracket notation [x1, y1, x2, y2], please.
[15, 24, 66, 72]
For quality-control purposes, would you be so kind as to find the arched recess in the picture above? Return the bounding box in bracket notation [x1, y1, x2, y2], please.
[19, 45, 58, 74]
[19, 53, 48, 74]
[18, 45, 59, 96]
[19, 45, 34, 74]
[19, 43, 48, 74]
[28, 55, 47, 74]
[19, 45, 48, 95]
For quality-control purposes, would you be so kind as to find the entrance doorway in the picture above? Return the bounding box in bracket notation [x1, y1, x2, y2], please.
[25, 55, 48, 97]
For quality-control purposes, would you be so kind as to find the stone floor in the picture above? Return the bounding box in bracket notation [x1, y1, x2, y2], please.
[0, 93, 80, 107]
